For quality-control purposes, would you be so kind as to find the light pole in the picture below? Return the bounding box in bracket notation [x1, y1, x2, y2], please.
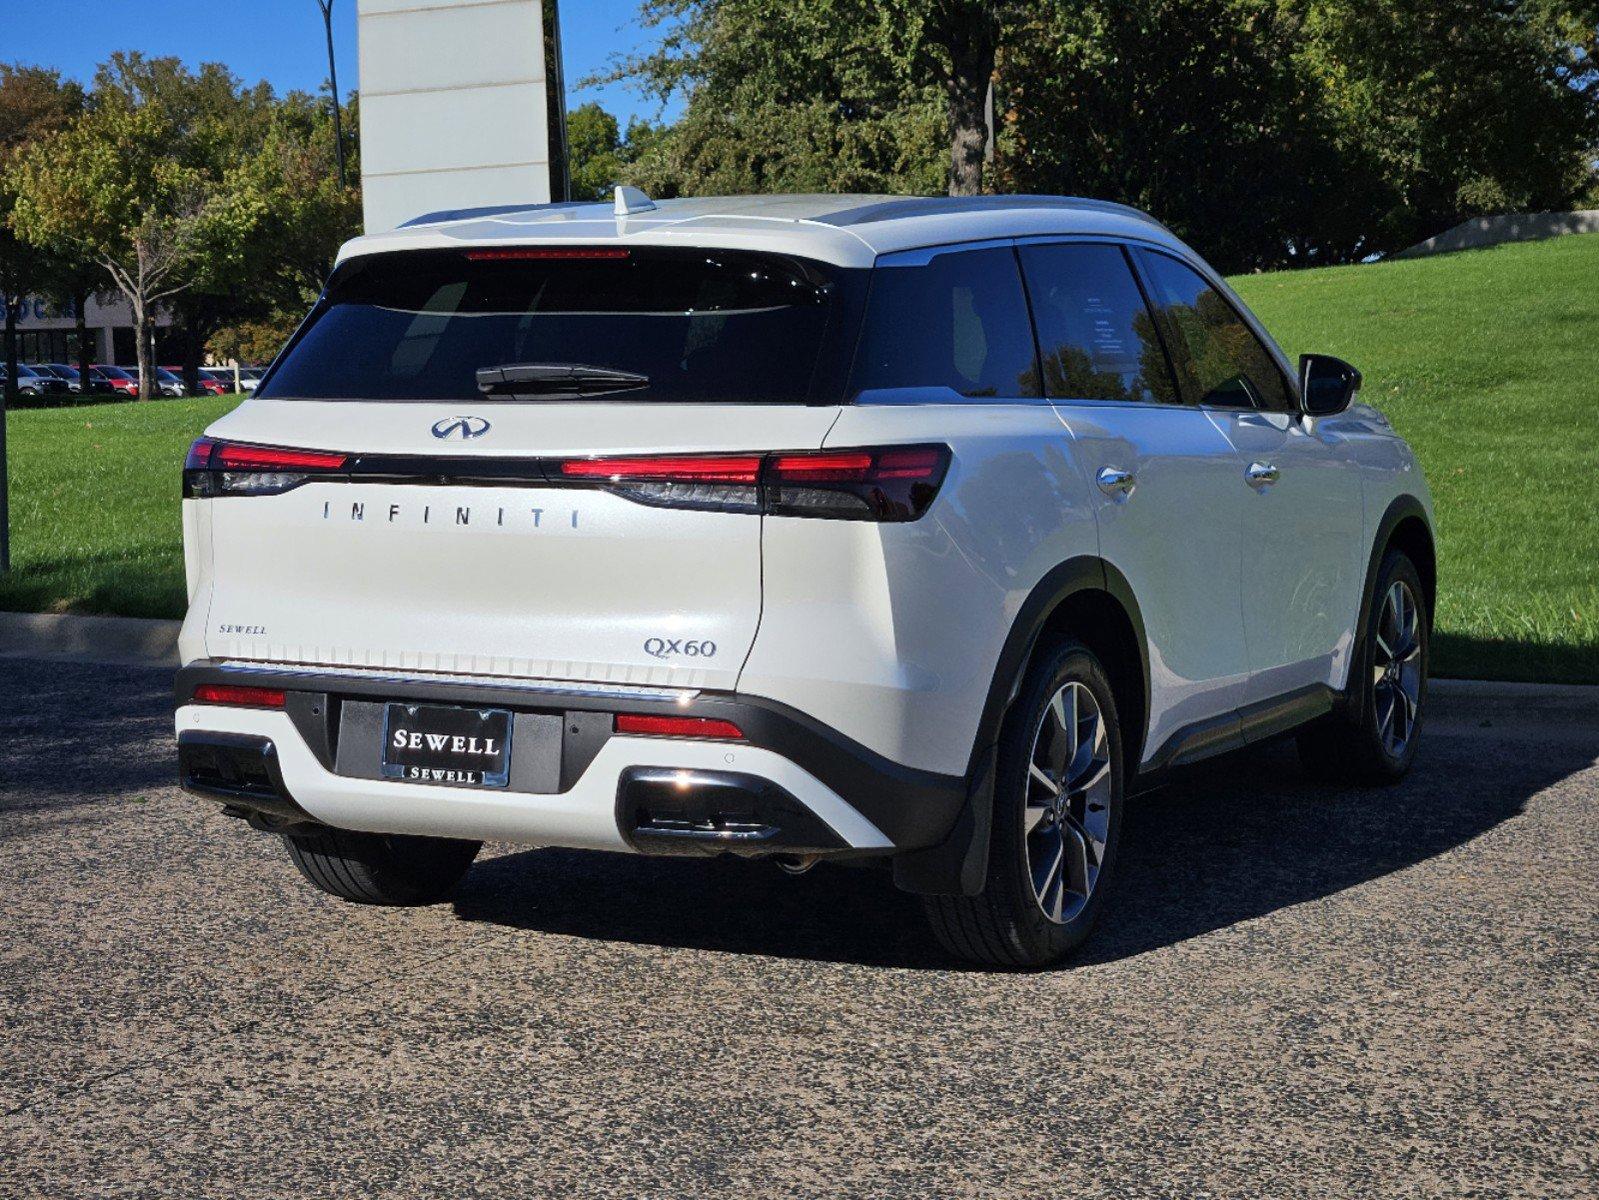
[316, 0, 348, 189]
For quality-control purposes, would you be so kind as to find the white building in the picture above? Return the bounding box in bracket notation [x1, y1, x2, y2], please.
[356, 0, 569, 233]
[12, 293, 172, 366]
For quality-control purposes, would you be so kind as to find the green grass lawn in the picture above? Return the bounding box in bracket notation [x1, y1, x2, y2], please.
[2, 234, 1596, 680]
[1233, 234, 1599, 683]
[0, 395, 237, 619]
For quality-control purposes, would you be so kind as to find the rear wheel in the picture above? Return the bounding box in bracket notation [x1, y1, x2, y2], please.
[281, 828, 481, 905]
[1298, 549, 1428, 783]
[924, 640, 1123, 969]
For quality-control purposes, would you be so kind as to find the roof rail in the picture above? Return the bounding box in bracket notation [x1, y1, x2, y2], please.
[398, 200, 596, 229]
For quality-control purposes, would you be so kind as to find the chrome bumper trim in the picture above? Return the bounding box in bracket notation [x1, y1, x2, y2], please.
[214, 660, 699, 705]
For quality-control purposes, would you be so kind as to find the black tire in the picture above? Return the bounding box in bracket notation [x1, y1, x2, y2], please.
[1298, 549, 1429, 784]
[280, 827, 481, 905]
[923, 639, 1124, 969]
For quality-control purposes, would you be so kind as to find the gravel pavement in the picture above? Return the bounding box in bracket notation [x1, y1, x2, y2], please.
[0, 657, 1594, 1198]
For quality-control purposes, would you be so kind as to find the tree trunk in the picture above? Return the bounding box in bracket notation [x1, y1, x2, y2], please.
[181, 310, 204, 397]
[74, 289, 91, 401]
[2, 297, 17, 408]
[943, 15, 998, 197]
[134, 309, 153, 401]
[1, 295, 14, 571]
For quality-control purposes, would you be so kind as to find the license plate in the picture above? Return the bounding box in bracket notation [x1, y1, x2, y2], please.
[382, 703, 513, 788]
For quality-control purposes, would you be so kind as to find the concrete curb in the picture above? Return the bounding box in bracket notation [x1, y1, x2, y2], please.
[1, 612, 1595, 714]
[0, 611, 181, 667]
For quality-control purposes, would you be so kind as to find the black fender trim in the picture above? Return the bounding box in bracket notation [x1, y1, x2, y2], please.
[1346, 494, 1434, 724]
[1138, 683, 1336, 782]
[892, 556, 1150, 897]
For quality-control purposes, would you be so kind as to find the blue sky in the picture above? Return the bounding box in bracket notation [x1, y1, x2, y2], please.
[2, 0, 680, 125]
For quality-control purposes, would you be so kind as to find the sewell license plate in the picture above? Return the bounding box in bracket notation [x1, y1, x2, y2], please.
[382, 703, 513, 788]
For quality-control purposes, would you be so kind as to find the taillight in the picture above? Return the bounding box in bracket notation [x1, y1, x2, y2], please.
[556, 445, 949, 522]
[192, 683, 286, 708]
[184, 438, 349, 497]
[765, 445, 947, 521]
[559, 453, 764, 513]
[614, 713, 744, 740]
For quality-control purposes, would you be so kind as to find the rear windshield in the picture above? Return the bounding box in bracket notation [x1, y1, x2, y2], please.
[260, 248, 843, 404]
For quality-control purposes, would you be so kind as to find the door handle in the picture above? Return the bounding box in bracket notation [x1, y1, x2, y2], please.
[1245, 461, 1280, 487]
[1096, 466, 1137, 497]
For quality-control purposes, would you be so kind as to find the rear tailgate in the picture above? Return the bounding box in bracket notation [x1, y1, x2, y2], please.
[196, 400, 840, 690]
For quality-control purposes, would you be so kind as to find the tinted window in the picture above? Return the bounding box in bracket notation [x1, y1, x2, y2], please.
[1018, 242, 1178, 405]
[259, 248, 840, 403]
[1137, 251, 1290, 410]
[850, 246, 1040, 401]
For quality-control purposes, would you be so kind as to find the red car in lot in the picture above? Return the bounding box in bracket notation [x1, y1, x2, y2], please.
[161, 367, 230, 397]
[93, 365, 139, 396]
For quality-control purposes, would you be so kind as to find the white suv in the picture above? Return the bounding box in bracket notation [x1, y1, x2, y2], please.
[175, 192, 1434, 967]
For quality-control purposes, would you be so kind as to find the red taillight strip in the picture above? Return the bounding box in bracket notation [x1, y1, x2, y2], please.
[769, 452, 874, 479]
[614, 714, 745, 740]
[465, 247, 631, 261]
[192, 683, 286, 709]
[212, 442, 348, 471]
[560, 455, 763, 484]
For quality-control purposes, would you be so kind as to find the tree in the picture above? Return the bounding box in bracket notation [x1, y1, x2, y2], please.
[607, 1, 1031, 196]
[612, 0, 1598, 268]
[172, 90, 360, 383]
[0, 64, 84, 405]
[1295, 0, 1599, 256]
[598, 1, 948, 196]
[10, 101, 210, 400]
[567, 102, 674, 199]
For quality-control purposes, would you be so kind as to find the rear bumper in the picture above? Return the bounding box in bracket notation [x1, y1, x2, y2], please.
[173, 660, 968, 859]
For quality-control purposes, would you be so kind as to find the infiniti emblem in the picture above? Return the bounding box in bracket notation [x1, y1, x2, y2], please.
[432, 415, 491, 440]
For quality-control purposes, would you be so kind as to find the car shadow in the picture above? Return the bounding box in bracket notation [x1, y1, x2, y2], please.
[451, 723, 1599, 970]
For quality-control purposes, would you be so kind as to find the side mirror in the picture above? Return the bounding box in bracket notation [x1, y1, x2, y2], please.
[1299, 354, 1362, 417]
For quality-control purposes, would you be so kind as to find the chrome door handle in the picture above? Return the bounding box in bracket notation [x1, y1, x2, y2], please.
[1096, 466, 1137, 497]
[1245, 462, 1280, 487]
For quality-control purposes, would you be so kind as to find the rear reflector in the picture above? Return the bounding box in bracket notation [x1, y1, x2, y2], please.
[614, 714, 745, 740]
[192, 683, 286, 709]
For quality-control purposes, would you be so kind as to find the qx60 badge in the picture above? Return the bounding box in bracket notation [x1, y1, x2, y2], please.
[432, 415, 491, 440]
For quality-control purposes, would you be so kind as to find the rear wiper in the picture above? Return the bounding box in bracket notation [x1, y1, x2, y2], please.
[476, 362, 650, 399]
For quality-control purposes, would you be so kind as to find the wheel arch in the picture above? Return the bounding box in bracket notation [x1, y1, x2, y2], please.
[893, 555, 1150, 897]
[1347, 494, 1435, 719]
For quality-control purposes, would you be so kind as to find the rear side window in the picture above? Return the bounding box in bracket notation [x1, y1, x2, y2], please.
[1018, 242, 1179, 405]
[850, 246, 1041, 401]
[259, 248, 842, 403]
[1135, 250, 1291, 411]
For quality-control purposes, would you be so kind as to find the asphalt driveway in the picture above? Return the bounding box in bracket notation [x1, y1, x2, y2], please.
[0, 658, 1594, 1198]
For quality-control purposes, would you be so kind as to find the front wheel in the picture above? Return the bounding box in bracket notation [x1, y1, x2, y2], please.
[281, 827, 481, 905]
[923, 640, 1123, 969]
[1298, 549, 1429, 783]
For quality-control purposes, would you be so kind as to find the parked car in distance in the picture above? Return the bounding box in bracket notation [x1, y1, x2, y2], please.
[237, 366, 264, 393]
[174, 192, 1435, 968]
[40, 363, 101, 394]
[157, 366, 224, 397]
[2, 363, 70, 397]
[149, 367, 188, 398]
[92, 365, 139, 397]
[190, 368, 231, 396]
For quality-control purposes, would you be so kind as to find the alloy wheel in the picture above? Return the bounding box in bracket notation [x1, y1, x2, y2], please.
[1024, 681, 1113, 924]
[1372, 579, 1423, 758]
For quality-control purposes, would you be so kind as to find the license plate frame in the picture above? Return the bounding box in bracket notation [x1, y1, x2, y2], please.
[381, 703, 513, 789]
